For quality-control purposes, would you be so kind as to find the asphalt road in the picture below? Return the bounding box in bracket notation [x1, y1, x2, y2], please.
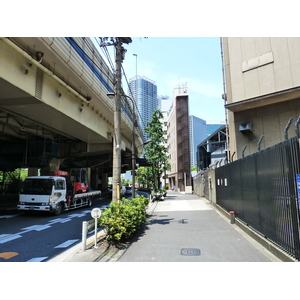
[0, 196, 111, 262]
[117, 191, 281, 262]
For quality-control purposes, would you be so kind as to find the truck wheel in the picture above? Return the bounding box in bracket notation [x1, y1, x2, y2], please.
[54, 203, 63, 216]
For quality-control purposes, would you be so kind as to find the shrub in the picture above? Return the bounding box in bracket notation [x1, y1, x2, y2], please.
[99, 195, 149, 243]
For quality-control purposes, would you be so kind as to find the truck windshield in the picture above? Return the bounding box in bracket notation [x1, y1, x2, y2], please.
[20, 179, 54, 195]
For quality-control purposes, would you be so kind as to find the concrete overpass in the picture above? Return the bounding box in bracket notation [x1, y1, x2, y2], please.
[0, 37, 144, 189]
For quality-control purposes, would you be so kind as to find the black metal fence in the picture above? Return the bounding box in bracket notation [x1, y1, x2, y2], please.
[216, 136, 300, 260]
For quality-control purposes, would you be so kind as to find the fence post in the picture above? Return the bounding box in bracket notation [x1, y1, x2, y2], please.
[230, 211, 235, 224]
[242, 145, 247, 158]
[284, 118, 293, 140]
[82, 221, 88, 251]
[295, 116, 300, 138]
[257, 135, 264, 151]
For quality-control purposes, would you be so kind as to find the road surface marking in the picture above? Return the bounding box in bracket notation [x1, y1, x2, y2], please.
[27, 257, 48, 262]
[54, 239, 79, 248]
[21, 224, 52, 231]
[49, 218, 72, 224]
[68, 213, 87, 218]
[0, 234, 22, 244]
[0, 252, 19, 259]
[0, 214, 20, 219]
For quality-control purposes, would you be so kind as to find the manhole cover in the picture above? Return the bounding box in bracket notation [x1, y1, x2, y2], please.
[181, 248, 201, 256]
[179, 219, 188, 224]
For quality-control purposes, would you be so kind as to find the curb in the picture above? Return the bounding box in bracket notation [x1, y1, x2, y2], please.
[48, 229, 107, 262]
[49, 198, 155, 262]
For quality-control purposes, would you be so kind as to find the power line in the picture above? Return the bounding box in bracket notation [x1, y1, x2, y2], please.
[89, 37, 145, 133]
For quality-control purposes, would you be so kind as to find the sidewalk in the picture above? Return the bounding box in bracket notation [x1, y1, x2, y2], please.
[48, 191, 294, 262]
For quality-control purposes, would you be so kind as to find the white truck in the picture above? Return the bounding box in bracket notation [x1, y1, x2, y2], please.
[17, 169, 101, 215]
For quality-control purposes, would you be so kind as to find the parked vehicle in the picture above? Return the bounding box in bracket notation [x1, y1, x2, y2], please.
[120, 185, 126, 197]
[102, 184, 126, 198]
[17, 168, 101, 215]
[151, 189, 167, 202]
[125, 186, 132, 195]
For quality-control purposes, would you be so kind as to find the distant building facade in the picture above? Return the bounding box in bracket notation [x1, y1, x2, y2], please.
[166, 87, 192, 192]
[222, 37, 300, 160]
[197, 125, 227, 171]
[206, 120, 226, 137]
[128, 75, 158, 141]
[159, 95, 172, 113]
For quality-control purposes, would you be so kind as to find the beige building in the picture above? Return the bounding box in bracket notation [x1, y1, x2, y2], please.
[222, 37, 300, 160]
[165, 87, 192, 193]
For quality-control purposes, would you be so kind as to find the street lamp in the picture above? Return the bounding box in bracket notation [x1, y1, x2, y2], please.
[124, 94, 137, 198]
[133, 54, 137, 80]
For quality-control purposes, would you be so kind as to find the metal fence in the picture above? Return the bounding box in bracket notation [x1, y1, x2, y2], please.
[216, 136, 300, 260]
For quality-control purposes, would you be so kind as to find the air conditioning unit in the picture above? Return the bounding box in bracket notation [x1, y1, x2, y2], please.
[239, 122, 253, 134]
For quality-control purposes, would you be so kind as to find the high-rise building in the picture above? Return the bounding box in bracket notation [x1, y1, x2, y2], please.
[128, 75, 158, 141]
[189, 116, 207, 168]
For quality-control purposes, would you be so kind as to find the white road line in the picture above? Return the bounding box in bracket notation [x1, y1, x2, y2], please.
[48, 218, 72, 224]
[54, 239, 79, 248]
[0, 214, 20, 219]
[68, 213, 87, 218]
[27, 257, 48, 262]
[21, 224, 52, 231]
[0, 234, 22, 244]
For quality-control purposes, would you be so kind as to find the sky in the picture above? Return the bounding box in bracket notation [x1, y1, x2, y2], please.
[103, 37, 225, 122]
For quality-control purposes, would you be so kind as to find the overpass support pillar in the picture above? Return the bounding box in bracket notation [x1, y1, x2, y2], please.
[90, 169, 108, 191]
[39, 158, 62, 176]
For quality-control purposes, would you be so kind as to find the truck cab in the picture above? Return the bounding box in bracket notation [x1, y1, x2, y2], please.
[18, 176, 67, 215]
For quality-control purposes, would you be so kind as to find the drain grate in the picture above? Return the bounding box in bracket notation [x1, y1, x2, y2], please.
[181, 248, 201, 256]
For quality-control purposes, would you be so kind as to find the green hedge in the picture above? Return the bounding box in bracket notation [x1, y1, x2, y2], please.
[99, 196, 149, 243]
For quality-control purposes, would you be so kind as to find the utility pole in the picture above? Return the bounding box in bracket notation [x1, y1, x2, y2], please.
[101, 37, 132, 202]
[132, 53, 138, 197]
[112, 38, 123, 203]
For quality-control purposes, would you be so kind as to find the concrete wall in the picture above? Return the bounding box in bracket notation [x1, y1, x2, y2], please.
[193, 169, 216, 204]
[234, 97, 300, 157]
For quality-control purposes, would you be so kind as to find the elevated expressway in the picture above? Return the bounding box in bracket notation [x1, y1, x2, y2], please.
[0, 37, 143, 189]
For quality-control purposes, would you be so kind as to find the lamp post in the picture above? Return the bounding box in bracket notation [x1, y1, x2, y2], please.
[133, 53, 137, 80]
[124, 95, 137, 198]
[133, 53, 138, 132]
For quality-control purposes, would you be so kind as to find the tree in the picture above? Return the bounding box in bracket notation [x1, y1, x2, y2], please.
[144, 110, 170, 190]
[136, 166, 154, 188]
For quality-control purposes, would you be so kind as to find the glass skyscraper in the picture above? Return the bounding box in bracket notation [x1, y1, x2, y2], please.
[189, 115, 207, 168]
[128, 75, 158, 141]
